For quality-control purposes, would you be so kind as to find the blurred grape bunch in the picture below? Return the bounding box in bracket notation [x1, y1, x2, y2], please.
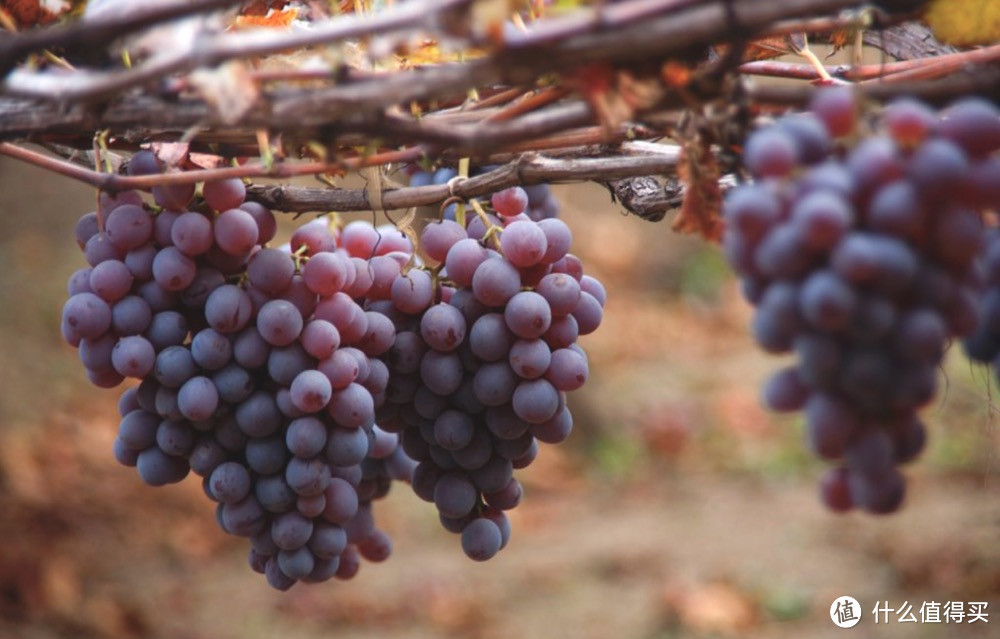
[723, 89, 1000, 515]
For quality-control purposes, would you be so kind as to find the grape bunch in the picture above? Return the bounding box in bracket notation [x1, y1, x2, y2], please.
[61, 150, 605, 585]
[62, 152, 413, 589]
[724, 89, 1000, 514]
[370, 194, 603, 560]
[409, 164, 561, 221]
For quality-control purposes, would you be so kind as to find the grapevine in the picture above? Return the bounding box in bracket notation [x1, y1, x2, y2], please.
[2, 0, 1000, 598]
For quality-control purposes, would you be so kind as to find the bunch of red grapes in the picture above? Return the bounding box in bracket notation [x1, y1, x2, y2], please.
[61, 152, 604, 588]
[724, 89, 1000, 514]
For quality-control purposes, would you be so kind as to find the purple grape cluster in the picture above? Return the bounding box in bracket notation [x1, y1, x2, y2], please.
[724, 90, 1000, 515]
[409, 165, 560, 221]
[374, 203, 604, 560]
[62, 151, 414, 589]
[62, 151, 604, 585]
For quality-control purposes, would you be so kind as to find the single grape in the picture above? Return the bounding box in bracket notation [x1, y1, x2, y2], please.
[776, 112, 832, 164]
[257, 299, 304, 347]
[809, 86, 857, 137]
[136, 444, 191, 487]
[214, 208, 259, 255]
[290, 370, 334, 413]
[492, 187, 529, 217]
[938, 96, 1000, 157]
[178, 376, 219, 422]
[205, 285, 253, 333]
[743, 127, 798, 178]
[390, 268, 435, 314]
[420, 350, 464, 396]
[190, 328, 232, 371]
[500, 220, 547, 267]
[420, 303, 467, 352]
[472, 258, 521, 307]
[444, 239, 490, 288]
[327, 383, 375, 429]
[104, 204, 153, 251]
[340, 220, 380, 258]
[460, 518, 502, 561]
[421, 220, 467, 263]
[545, 347, 588, 391]
[301, 320, 341, 360]
[240, 201, 277, 244]
[433, 472, 477, 518]
[883, 98, 936, 147]
[203, 178, 247, 212]
[152, 181, 196, 212]
[111, 335, 156, 378]
[511, 378, 560, 424]
[236, 390, 282, 438]
[247, 248, 295, 295]
[531, 406, 573, 444]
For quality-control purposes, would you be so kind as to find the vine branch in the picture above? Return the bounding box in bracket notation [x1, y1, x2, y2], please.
[0, 0, 931, 142]
[0, 139, 681, 216]
[0, 0, 987, 229]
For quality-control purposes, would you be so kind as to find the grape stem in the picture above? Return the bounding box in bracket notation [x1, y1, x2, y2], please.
[468, 199, 503, 252]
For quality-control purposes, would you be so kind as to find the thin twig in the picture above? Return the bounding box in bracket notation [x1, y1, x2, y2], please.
[747, 66, 1000, 107]
[0, 141, 426, 191]
[861, 44, 1000, 85]
[0, 139, 680, 215]
[484, 87, 574, 123]
[741, 43, 1000, 82]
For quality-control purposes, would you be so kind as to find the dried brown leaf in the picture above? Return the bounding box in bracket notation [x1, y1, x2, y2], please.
[660, 61, 693, 88]
[673, 140, 723, 242]
[149, 142, 190, 170]
[187, 153, 228, 170]
[715, 36, 795, 63]
[828, 27, 851, 54]
[5, 0, 67, 27]
[241, 0, 289, 17]
[234, 6, 298, 29]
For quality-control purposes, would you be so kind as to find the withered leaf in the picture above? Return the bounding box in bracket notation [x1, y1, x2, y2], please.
[673, 141, 723, 242]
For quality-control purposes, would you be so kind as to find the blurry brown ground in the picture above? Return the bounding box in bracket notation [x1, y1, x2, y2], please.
[1, 149, 999, 639]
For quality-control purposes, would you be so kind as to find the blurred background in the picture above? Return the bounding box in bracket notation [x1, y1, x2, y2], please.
[1, 146, 999, 639]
